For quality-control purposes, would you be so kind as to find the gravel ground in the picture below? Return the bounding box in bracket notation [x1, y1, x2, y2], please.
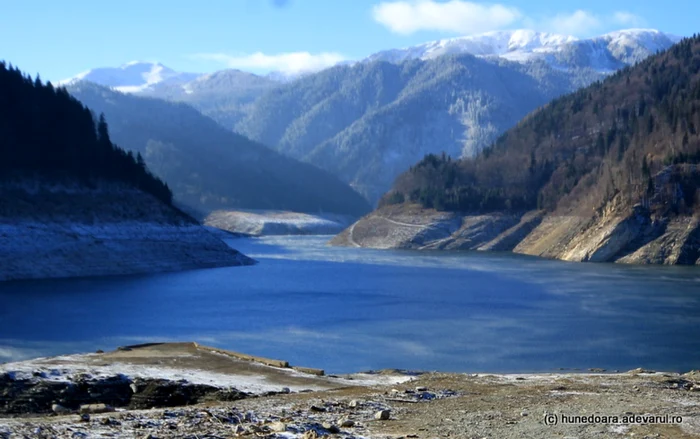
[2, 369, 699, 438]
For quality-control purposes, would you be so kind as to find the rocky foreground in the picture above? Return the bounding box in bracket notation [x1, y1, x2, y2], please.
[1, 343, 700, 438]
[330, 202, 700, 265]
[0, 185, 255, 281]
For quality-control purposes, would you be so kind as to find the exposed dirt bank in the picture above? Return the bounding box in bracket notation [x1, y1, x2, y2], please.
[330, 203, 700, 265]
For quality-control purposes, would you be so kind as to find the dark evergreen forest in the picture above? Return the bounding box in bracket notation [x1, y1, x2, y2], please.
[0, 62, 172, 204]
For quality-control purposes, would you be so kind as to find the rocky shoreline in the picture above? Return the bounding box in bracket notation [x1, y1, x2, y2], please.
[0, 185, 255, 281]
[1, 343, 700, 438]
[330, 203, 700, 265]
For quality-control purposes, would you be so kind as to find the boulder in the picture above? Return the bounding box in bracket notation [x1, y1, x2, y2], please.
[79, 403, 114, 414]
[374, 410, 391, 420]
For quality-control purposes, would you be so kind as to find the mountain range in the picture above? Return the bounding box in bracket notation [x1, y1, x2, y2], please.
[332, 34, 700, 265]
[365, 29, 680, 70]
[61, 29, 681, 205]
[65, 81, 371, 217]
[0, 62, 253, 281]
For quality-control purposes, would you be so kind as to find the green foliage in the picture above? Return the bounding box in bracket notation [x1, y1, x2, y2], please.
[0, 62, 172, 204]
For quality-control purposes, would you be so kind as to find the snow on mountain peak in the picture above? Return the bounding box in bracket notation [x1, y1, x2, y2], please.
[365, 29, 578, 64]
[364, 28, 680, 71]
[59, 61, 200, 94]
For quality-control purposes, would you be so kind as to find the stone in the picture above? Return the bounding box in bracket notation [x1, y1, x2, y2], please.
[310, 405, 327, 412]
[520, 410, 529, 417]
[302, 430, 319, 439]
[101, 418, 121, 426]
[79, 403, 114, 414]
[340, 419, 355, 428]
[415, 386, 428, 392]
[79, 413, 90, 422]
[322, 422, 340, 433]
[348, 399, 360, 408]
[374, 410, 391, 420]
[51, 403, 72, 415]
[281, 387, 291, 394]
[269, 421, 287, 432]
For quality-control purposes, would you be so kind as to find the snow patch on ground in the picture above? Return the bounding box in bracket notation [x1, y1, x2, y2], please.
[0, 354, 414, 395]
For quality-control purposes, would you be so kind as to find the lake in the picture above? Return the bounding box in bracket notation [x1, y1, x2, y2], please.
[1, 235, 699, 374]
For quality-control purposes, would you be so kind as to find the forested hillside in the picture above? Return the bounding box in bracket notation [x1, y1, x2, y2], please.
[67, 82, 371, 216]
[0, 62, 171, 204]
[384, 35, 700, 218]
[142, 69, 278, 129]
[233, 55, 598, 203]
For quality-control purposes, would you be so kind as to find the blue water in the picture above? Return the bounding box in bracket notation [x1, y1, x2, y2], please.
[1, 235, 699, 373]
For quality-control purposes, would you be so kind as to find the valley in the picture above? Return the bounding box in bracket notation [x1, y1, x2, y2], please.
[63, 29, 680, 205]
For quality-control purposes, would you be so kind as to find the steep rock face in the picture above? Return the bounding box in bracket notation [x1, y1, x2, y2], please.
[330, 204, 700, 265]
[616, 218, 700, 265]
[0, 184, 255, 282]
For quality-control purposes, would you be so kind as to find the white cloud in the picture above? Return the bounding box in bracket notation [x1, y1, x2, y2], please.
[193, 51, 346, 75]
[541, 10, 647, 37]
[371, 2, 648, 38]
[371, 0, 522, 35]
[544, 10, 602, 36]
[612, 11, 646, 27]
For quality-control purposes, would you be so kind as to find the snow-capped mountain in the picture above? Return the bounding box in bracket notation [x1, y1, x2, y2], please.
[365, 29, 577, 64]
[364, 29, 681, 72]
[60, 28, 684, 206]
[59, 61, 200, 93]
[61, 29, 680, 96]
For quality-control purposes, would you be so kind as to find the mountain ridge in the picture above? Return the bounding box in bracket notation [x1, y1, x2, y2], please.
[59, 28, 681, 95]
[59, 28, 681, 206]
[65, 81, 371, 216]
[332, 35, 700, 265]
[365, 29, 681, 71]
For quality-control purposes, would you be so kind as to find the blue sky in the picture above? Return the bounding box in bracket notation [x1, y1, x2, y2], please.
[1, 0, 698, 82]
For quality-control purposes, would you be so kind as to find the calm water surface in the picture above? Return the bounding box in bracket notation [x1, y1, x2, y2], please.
[1, 235, 699, 373]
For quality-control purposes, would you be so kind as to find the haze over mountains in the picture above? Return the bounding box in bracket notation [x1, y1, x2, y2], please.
[65, 81, 371, 217]
[62, 28, 681, 205]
